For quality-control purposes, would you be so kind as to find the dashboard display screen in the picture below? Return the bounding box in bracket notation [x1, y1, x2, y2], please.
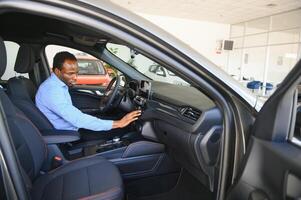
[140, 80, 151, 99]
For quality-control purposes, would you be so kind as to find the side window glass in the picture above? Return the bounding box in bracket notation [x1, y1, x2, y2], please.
[3, 42, 28, 80]
[77, 56, 105, 75]
[45, 45, 117, 86]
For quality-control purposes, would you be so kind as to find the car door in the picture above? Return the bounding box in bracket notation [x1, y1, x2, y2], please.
[45, 45, 113, 116]
[69, 84, 107, 115]
[69, 57, 111, 115]
[227, 59, 301, 200]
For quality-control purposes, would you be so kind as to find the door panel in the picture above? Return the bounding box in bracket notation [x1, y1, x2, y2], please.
[228, 136, 301, 200]
[69, 85, 106, 115]
[227, 60, 301, 200]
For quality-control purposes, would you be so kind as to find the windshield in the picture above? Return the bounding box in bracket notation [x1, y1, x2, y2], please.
[107, 17, 301, 103]
[108, 10, 300, 103]
[107, 43, 190, 86]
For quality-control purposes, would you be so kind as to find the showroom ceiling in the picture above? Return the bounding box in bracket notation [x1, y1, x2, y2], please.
[110, 0, 301, 24]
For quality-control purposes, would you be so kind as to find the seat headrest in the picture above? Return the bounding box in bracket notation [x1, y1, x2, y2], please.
[14, 44, 35, 73]
[0, 37, 7, 78]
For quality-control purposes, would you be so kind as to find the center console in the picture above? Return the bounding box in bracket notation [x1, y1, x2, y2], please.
[97, 140, 180, 181]
[56, 80, 179, 179]
[95, 136, 129, 153]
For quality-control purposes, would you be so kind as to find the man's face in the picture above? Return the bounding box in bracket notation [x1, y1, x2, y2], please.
[54, 59, 79, 87]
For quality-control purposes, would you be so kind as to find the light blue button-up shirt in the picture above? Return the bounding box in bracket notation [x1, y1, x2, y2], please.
[35, 73, 113, 131]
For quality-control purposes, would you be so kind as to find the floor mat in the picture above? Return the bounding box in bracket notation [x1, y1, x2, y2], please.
[127, 169, 213, 200]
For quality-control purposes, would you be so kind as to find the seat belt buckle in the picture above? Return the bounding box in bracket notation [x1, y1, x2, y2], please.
[51, 156, 63, 169]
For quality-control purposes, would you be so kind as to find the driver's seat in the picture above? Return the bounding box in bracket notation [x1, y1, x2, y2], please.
[6, 45, 108, 144]
[7, 44, 54, 132]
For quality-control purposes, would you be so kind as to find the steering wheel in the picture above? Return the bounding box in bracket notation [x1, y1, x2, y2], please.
[100, 75, 121, 112]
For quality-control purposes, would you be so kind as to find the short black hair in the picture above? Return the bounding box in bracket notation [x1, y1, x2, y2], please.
[53, 51, 77, 70]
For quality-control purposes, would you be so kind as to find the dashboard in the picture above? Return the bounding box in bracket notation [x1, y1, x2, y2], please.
[126, 80, 222, 192]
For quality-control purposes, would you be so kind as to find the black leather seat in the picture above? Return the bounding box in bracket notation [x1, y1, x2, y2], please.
[0, 38, 124, 200]
[7, 44, 54, 131]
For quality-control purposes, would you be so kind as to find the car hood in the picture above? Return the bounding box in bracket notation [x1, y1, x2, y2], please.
[78, 0, 260, 111]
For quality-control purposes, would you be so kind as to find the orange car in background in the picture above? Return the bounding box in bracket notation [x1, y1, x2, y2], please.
[76, 55, 112, 86]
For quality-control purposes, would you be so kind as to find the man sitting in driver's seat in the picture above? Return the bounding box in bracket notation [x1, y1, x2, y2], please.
[35, 51, 141, 134]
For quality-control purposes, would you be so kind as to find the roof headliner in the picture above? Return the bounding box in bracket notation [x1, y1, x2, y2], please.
[0, 12, 110, 46]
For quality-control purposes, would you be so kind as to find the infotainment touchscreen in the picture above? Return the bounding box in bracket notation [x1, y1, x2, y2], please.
[139, 80, 151, 99]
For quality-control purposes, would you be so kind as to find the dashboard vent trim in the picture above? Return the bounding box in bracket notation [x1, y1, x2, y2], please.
[180, 107, 202, 121]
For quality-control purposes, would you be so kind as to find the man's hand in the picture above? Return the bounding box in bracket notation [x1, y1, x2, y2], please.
[112, 110, 141, 129]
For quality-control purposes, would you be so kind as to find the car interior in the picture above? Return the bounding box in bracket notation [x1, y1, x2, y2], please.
[0, 10, 224, 200]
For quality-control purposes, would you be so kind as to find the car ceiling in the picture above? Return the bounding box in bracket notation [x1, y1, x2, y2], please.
[0, 12, 110, 46]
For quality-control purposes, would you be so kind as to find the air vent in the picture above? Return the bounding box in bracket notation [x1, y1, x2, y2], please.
[180, 107, 202, 121]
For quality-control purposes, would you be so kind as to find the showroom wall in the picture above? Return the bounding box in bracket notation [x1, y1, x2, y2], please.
[227, 9, 301, 92]
[140, 14, 231, 70]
